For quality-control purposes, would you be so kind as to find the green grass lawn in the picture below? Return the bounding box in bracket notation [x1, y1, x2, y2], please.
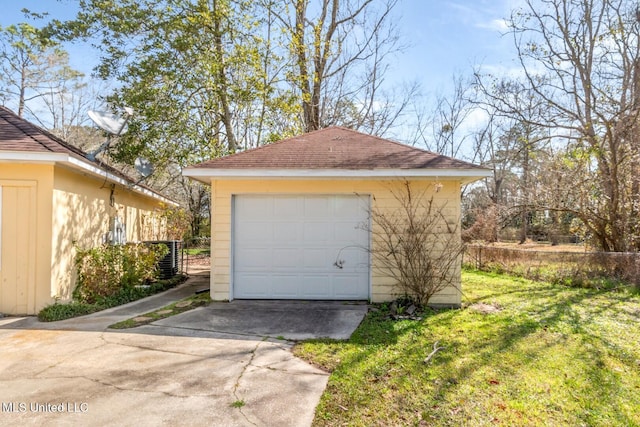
[294, 269, 640, 426]
[183, 248, 211, 256]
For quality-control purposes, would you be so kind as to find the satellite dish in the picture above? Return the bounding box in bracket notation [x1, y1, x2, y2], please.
[88, 110, 130, 135]
[86, 107, 134, 161]
[134, 157, 154, 178]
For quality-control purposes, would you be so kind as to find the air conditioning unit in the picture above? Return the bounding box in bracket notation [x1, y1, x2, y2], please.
[145, 240, 182, 279]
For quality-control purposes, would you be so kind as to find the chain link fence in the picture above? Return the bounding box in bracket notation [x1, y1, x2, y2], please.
[182, 237, 211, 275]
[465, 244, 640, 287]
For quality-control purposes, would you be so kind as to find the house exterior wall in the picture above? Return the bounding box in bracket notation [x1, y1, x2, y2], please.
[209, 178, 462, 305]
[50, 166, 168, 305]
[0, 164, 54, 315]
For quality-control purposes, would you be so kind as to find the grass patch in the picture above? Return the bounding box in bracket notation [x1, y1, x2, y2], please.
[108, 293, 211, 329]
[38, 274, 188, 322]
[295, 268, 640, 426]
[183, 248, 211, 256]
[230, 400, 245, 408]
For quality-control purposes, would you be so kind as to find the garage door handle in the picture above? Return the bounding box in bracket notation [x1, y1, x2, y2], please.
[334, 259, 345, 269]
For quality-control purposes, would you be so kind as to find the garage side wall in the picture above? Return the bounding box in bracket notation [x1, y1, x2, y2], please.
[209, 178, 462, 305]
[51, 167, 167, 304]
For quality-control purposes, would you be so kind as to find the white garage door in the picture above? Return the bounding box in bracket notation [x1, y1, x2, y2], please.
[233, 195, 370, 300]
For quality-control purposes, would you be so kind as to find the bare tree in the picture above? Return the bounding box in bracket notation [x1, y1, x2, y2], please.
[0, 23, 83, 120]
[275, 0, 406, 134]
[429, 74, 475, 158]
[507, 0, 640, 251]
[367, 181, 465, 305]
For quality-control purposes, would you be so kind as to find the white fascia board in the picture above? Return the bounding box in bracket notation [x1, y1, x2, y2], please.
[65, 156, 178, 206]
[0, 151, 64, 163]
[1, 151, 177, 206]
[183, 167, 492, 183]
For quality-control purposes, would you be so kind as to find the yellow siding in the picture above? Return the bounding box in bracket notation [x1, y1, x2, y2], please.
[209, 178, 462, 305]
[51, 166, 168, 304]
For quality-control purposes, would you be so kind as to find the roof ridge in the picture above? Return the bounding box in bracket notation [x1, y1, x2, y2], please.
[324, 125, 436, 155]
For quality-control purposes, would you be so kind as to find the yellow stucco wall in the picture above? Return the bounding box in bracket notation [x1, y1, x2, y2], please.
[209, 178, 462, 305]
[0, 162, 169, 315]
[0, 164, 54, 315]
[51, 166, 168, 305]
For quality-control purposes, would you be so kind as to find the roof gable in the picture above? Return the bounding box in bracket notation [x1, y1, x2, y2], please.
[188, 126, 485, 171]
[192, 127, 483, 170]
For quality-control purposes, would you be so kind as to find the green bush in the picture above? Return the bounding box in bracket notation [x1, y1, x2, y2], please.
[38, 274, 187, 322]
[38, 302, 99, 322]
[73, 243, 169, 304]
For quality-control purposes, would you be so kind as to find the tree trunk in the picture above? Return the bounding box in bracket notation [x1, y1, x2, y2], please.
[212, 0, 237, 151]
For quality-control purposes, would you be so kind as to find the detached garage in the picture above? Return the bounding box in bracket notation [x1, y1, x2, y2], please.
[183, 127, 490, 306]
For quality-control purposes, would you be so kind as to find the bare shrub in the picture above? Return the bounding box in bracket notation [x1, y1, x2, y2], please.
[368, 181, 465, 305]
[462, 204, 499, 243]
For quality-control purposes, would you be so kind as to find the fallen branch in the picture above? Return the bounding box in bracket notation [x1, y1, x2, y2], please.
[423, 341, 446, 364]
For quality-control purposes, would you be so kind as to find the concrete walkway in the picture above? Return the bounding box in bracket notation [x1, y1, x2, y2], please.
[1, 268, 212, 332]
[0, 270, 366, 426]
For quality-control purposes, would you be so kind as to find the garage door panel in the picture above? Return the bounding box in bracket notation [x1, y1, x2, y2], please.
[271, 275, 303, 298]
[273, 222, 299, 241]
[334, 197, 364, 216]
[335, 247, 368, 270]
[302, 248, 331, 269]
[301, 276, 331, 298]
[272, 248, 302, 269]
[303, 221, 332, 242]
[333, 275, 368, 298]
[233, 195, 370, 300]
[236, 221, 273, 242]
[234, 274, 270, 298]
[236, 197, 273, 218]
[235, 248, 271, 269]
[304, 197, 330, 217]
[333, 221, 364, 242]
[274, 198, 300, 217]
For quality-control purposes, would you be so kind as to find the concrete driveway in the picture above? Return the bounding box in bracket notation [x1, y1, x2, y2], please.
[0, 273, 368, 426]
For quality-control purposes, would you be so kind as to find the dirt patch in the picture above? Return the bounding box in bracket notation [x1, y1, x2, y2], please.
[468, 302, 502, 314]
[486, 242, 591, 253]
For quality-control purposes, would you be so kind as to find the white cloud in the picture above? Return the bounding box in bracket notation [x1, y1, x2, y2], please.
[476, 18, 509, 32]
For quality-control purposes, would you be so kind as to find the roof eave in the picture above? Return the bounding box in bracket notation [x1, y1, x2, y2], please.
[0, 151, 178, 206]
[182, 167, 492, 185]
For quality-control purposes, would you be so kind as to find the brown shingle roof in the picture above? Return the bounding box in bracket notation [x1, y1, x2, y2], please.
[0, 106, 174, 203]
[0, 105, 88, 158]
[189, 126, 484, 170]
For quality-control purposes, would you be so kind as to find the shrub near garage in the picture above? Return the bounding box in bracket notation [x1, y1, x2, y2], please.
[73, 243, 168, 304]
